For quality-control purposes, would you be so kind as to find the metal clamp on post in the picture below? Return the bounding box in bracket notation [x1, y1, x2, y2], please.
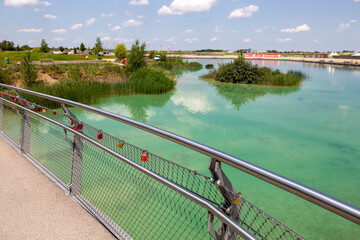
[208, 158, 242, 240]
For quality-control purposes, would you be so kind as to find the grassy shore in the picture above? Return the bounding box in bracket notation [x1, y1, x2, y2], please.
[0, 51, 113, 66]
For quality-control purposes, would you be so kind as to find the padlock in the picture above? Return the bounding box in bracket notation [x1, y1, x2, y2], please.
[36, 107, 41, 112]
[71, 121, 73, 126]
[42, 109, 46, 113]
[116, 140, 125, 148]
[13, 98, 17, 102]
[74, 126, 79, 130]
[22, 101, 26, 104]
[78, 123, 83, 129]
[231, 192, 242, 206]
[141, 150, 148, 162]
[97, 130, 103, 140]
[1, 93, 4, 96]
[52, 111, 56, 115]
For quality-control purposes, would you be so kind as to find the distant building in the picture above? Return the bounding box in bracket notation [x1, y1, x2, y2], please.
[238, 48, 252, 53]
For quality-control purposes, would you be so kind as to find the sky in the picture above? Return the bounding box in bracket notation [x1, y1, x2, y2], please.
[0, 0, 359, 52]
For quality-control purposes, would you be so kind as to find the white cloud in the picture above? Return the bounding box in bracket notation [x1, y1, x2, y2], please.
[276, 38, 292, 42]
[4, 0, 51, 7]
[157, 19, 161, 23]
[215, 25, 220, 32]
[86, 18, 96, 26]
[101, 12, 115, 17]
[70, 23, 83, 30]
[101, 36, 111, 41]
[350, 19, 357, 23]
[34, 8, 40, 11]
[110, 25, 121, 31]
[184, 38, 198, 44]
[54, 37, 65, 41]
[41, 1, 50, 6]
[51, 28, 66, 34]
[129, 0, 149, 5]
[254, 26, 268, 33]
[44, 14, 56, 19]
[114, 38, 134, 43]
[228, 5, 259, 19]
[138, 15, 146, 19]
[281, 24, 310, 33]
[107, 23, 112, 27]
[122, 19, 142, 27]
[158, 0, 216, 15]
[312, 39, 321, 44]
[164, 38, 175, 42]
[354, 0, 360, 2]
[243, 38, 251, 42]
[18, 28, 42, 33]
[336, 23, 351, 32]
[210, 37, 217, 42]
[183, 29, 194, 33]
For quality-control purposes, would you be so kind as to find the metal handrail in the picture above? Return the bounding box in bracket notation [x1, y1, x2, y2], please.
[0, 97, 257, 240]
[1, 83, 359, 225]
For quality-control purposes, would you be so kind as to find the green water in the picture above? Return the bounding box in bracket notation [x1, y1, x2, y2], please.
[70, 59, 360, 239]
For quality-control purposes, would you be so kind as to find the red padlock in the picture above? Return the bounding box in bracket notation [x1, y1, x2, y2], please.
[97, 130, 103, 140]
[74, 126, 79, 130]
[1, 93, 4, 96]
[71, 121, 73, 126]
[78, 123, 83, 130]
[141, 150, 148, 162]
[53, 111, 56, 115]
[22, 101, 26, 104]
[14, 98, 17, 102]
[36, 107, 41, 112]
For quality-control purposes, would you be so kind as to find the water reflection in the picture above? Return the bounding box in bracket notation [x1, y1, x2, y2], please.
[171, 91, 217, 114]
[208, 81, 300, 110]
[86, 91, 175, 123]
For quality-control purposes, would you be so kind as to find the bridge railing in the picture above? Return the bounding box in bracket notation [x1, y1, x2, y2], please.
[0, 83, 359, 240]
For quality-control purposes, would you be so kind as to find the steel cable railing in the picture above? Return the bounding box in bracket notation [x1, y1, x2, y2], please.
[1, 84, 359, 239]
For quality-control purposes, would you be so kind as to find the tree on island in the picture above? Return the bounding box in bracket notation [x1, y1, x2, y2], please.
[80, 43, 86, 52]
[114, 43, 127, 60]
[59, 46, 64, 52]
[126, 39, 146, 72]
[93, 37, 103, 55]
[40, 39, 49, 52]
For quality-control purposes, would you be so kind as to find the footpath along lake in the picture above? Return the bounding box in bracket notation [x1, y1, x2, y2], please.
[71, 59, 360, 239]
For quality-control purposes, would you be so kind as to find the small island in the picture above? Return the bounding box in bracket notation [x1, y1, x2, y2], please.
[200, 56, 305, 86]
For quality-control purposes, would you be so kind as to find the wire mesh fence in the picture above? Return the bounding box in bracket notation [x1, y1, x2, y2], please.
[0, 92, 304, 240]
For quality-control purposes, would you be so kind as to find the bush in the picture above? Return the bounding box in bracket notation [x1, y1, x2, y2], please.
[205, 64, 214, 69]
[126, 39, 146, 73]
[201, 57, 305, 86]
[0, 67, 12, 85]
[32, 47, 41, 52]
[188, 62, 202, 69]
[129, 68, 175, 93]
[20, 51, 37, 86]
[114, 43, 127, 60]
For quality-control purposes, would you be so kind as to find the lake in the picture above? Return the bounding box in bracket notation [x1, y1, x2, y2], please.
[71, 59, 360, 239]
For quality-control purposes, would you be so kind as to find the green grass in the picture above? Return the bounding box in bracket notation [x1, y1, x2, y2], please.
[0, 51, 114, 66]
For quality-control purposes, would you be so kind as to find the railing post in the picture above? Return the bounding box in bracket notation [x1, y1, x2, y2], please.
[15, 91, 31, 154]
[62, 103, 83, 195]
[208, 158, 242, 240]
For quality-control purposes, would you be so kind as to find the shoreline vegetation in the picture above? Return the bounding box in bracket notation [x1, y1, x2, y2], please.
[200, 56, 305, 86]
[0, 42, 204, 108]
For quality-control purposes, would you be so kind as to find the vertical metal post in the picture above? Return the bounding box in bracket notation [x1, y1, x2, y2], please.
[15, 91, 31, 154]
[208, 158, 242, 240]
[62, 103, 83, 195]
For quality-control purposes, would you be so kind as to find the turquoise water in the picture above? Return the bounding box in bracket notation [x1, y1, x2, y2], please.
[70, 59, 360, 239]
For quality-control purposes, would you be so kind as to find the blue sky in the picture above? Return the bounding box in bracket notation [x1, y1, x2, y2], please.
[1, 0, 359, 51]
